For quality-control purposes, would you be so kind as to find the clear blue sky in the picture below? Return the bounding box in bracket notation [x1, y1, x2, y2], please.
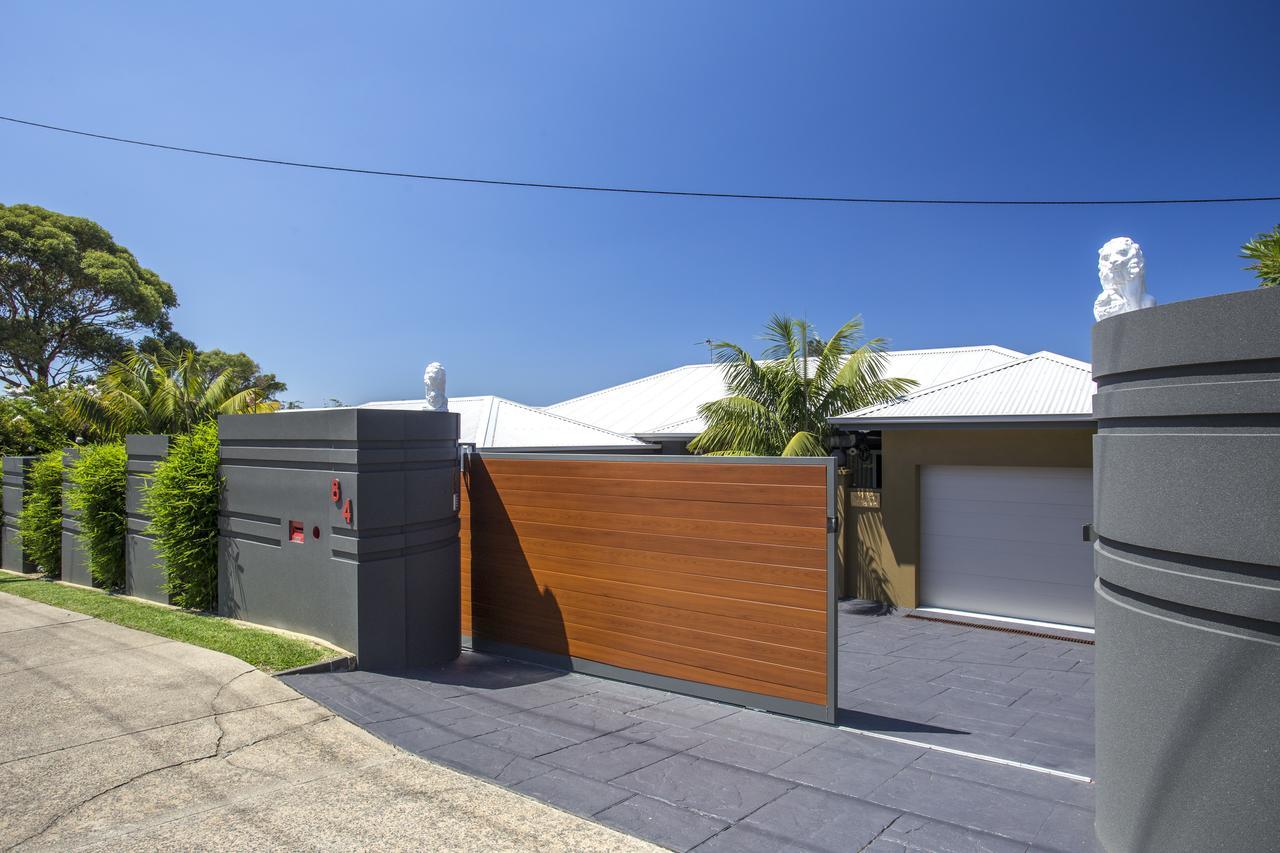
[4, 2, 1278, 406]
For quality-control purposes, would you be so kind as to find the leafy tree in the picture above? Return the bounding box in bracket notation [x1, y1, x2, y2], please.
[194, 349, 287, 400]
[688, 314, 917, 456]
[67, 348, 279, 438]
[0, 203, 177, 388]
[0, 385, 81, 455]
[143, 421, 221, 609]
[1241, 225, 1280, 288]
[66, 442, 128, 589]
[17, 449, 64, 576]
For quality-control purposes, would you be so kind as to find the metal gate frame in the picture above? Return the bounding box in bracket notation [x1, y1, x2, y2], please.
[461, 451, 838, 724]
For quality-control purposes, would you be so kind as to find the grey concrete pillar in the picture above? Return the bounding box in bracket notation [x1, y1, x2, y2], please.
[1092, 287, 1280, 852]
[60, 448, 93, 588]
[218, 408, 461, 670]
[2, 456, 39, 574]
[125, 434, 170, 603]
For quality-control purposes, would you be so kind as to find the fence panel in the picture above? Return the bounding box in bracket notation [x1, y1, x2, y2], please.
[461, 452, 836, 723]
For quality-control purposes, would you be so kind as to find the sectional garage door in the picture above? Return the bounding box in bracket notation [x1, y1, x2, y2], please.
[920, 465, 1094, 628]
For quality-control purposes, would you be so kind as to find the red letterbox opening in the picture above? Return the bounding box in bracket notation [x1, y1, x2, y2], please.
[288, 520, 305, 543]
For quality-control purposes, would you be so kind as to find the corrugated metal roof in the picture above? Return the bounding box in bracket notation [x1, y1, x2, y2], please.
[359, 395, 651, 450]
[832, 351, 1094, 424]
[545, 346, 1026, 437]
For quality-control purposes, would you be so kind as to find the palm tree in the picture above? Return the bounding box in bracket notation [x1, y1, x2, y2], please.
[1241, 224, 1280, 288]
[69, 349, 278, 438]
[687, 314, 916, 456]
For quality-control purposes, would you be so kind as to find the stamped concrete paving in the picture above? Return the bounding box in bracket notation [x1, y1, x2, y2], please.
[836, 601, 1095, 779]
[285, 602, 1099, 852]
[0, 592, 655, 852]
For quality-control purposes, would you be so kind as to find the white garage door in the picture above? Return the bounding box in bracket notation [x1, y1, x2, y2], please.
[920, 466, 1094, 628]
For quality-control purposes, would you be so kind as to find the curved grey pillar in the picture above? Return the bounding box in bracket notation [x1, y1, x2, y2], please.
[1092, 288, 1280, 852]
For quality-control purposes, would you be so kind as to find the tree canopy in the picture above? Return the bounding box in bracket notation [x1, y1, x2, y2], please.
[68, 348, 279, 438]
[688, 314, 916, 457]
[1241, 225, 1280, 288]
[0, 203, 177, 388]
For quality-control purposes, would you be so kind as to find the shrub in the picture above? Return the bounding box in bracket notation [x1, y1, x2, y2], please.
[66, 441, 128, 589]
[17, 449, 65, 576]
[143, 421, 221, 610]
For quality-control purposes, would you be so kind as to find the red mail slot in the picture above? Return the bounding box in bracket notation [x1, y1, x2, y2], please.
[288, 520, 305, 543]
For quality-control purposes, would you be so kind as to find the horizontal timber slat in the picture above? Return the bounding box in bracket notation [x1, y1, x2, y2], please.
[479, 457, 826, 486]
[470, 471, 825, 508]
[461, 531, 826, 589]
[465, 486, 827, 528]
[470, 600, 825, 677]
[470, 611, 825, 705]
[462, 454, 832, 718]
[465, 496, 825, 549]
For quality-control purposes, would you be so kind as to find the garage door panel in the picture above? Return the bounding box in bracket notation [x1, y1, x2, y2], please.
[922, 572, 1095, 628]
[920, 466, 1094, 628]
[923, 502, 1089, 545]
[921, 534, 1093, 585]
[924, 467, 1092, 504]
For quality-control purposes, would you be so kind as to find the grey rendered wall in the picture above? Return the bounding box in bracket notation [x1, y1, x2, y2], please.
[2, 456, 39, 573]
[60, 448, 93, 587]
[1092, 287, 1280, 852]
[218, 408, 461, 670]
[125, 434, 169, 603]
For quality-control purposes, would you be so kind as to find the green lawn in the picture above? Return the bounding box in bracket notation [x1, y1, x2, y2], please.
[0, 572, 340, 673]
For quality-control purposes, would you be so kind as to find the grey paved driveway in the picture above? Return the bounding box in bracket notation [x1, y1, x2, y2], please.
[837, 602, 1095, 778]
[285, 602, 1099, 852]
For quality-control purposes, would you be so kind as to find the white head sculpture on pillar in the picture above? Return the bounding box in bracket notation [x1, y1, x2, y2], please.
[1094, 237, 1156, 321]
[423, 362, 447, 412]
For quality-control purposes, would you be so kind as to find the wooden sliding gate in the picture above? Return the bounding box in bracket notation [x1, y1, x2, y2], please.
[460, 452, 837, 723]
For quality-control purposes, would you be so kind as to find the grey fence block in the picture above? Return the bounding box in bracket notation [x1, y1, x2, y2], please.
[2, 455, 39, 573]
[218, 408, 461, 670]
[1092, 286, 1280, 852]
[60, 448, 93, 588]
[125, 434, 169, 603]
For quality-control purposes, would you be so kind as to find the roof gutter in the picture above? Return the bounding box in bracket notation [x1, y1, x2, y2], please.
[827, 414, 1096, 429]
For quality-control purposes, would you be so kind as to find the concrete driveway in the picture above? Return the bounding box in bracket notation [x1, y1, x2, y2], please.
[0, 592, 654, 852]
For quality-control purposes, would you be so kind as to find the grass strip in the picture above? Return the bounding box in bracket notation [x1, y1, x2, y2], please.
[0, 573, 337, 673]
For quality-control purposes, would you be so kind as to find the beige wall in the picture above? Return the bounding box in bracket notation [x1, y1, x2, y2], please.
[846, 427, 1094, 608]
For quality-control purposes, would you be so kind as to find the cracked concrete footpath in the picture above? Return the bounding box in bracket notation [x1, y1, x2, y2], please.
[0, 593, 655, 852]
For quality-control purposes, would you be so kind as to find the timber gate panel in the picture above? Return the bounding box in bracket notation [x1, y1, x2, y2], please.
[460, 452, 837, 723]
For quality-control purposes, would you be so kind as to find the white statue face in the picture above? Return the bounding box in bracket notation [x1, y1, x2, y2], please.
[1098, 237, 1144, 289]
[423, 362, 445, 388]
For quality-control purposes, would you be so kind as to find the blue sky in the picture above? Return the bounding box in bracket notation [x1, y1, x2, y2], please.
[3, 2, 1278, 406]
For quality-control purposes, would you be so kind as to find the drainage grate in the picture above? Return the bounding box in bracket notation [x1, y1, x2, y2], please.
[904, 613, 1095, 646]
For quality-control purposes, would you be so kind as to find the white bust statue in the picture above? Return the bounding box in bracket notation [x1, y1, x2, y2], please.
[1094, 236, 1156, 321]
[423, 362, 447, 412]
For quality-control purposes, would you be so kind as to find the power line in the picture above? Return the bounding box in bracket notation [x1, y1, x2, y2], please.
[4, 114, 1279, 206]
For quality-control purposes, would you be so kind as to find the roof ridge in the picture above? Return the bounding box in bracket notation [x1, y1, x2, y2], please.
[545, 363, 719, 409]
[847, 351, 1090, 417]
[496, 396, 648, 443]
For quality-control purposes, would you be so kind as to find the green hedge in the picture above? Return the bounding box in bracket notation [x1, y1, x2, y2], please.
[143, 421, 221, 610]
[66, 441, 128, 589]
[17, 449, 64, 576]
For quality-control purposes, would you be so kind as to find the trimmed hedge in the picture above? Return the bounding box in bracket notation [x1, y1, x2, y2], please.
[66, 441, 128, 589]
[143, 421, 221, 610]
[17, 449, 64, 576]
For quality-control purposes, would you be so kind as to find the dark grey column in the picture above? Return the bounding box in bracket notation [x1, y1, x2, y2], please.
[1092, 287, 1280, 852]
[125, 434, 170, 603]
[2, 456, 39, 573]
[60, 447, 93, 587]
[218, 408, 461, 670]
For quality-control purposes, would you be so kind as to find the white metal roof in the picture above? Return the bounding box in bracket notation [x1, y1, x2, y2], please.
[358, 395, 652, 450]
[545, 345, 1027, 438]
[831, 351, 1095, 426]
